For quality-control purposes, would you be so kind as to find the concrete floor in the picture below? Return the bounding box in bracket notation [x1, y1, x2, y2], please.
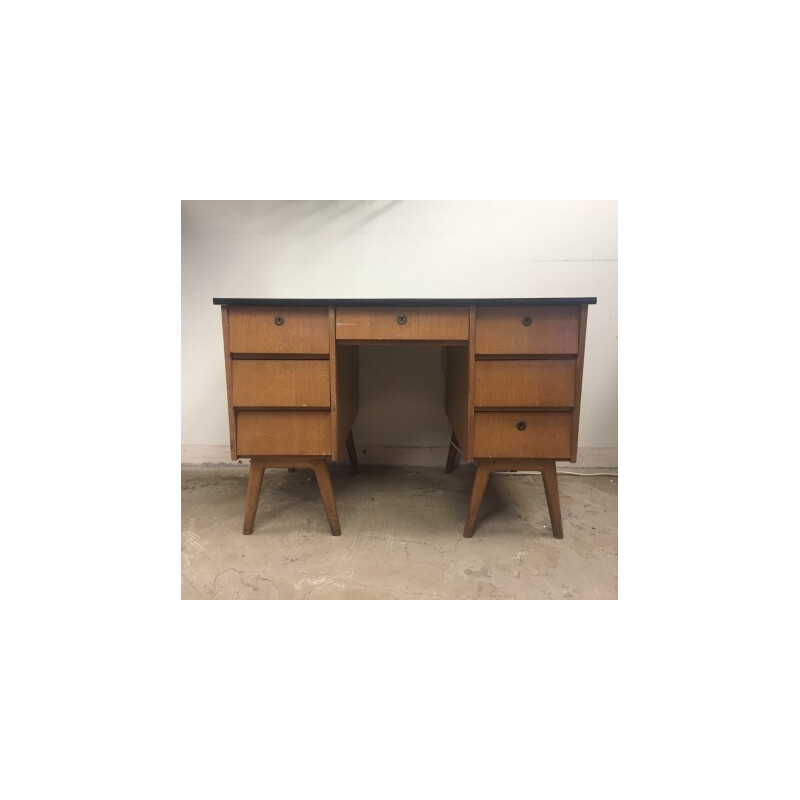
[181, 464, 617, 600]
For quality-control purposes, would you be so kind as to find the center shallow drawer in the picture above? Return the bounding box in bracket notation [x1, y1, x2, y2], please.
[236, 410, 331, 456]
[473, 411, 573, 458]
[336, 306, 469, 341]
[476, 306, 580, 354]
[232, 360, 330, 407]
[228, 306, 329, 354]
[474, 360, 576, 407]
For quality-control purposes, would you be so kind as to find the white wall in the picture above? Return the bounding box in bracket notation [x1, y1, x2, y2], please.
[182, 201, 617, 466]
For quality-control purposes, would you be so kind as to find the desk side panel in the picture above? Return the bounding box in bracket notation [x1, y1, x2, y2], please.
[467, 306, 477, 459]
[334, 344, 359, 460]
[220, 305, 237, 460]
[570, 304, 589, 462]
[445, 346, 470, 456]
[328, 307, 339, 460]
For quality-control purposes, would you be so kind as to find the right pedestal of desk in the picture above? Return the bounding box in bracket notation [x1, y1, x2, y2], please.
[445, 302, 590, 538]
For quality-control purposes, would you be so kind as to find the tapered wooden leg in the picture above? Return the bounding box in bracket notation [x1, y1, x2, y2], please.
[243, 459, 266, 535]
[345, 430, 360, 474]
[445, 432, 461, 473]
[540, 461, 564, 539]
[311, 460, 342, 535]
[463, 462, 491, 538]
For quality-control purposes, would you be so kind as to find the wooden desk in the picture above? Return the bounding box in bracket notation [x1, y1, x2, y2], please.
[213, 298, 597, 538]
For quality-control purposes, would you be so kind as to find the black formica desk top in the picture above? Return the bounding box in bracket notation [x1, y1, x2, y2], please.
[213, 298, 597, 306]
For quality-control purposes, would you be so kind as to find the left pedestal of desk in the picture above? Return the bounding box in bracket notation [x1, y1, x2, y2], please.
[218, 303, 356, 535]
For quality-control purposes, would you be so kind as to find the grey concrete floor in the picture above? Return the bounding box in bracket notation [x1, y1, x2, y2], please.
[181, 464, 617, 600]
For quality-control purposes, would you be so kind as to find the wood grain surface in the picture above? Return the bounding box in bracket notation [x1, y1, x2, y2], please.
[236, 410, 332, 455]
[475, 305, 580, 354]
[231, 360, 331, 407]
[336, 306, 469, 342]
[228, 306, 330, 353]
[473, 411, 573, 458]
[474, 359, 576, 407]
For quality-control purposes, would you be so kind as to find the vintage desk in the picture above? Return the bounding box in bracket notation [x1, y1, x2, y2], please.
[213, 298, 596, 538]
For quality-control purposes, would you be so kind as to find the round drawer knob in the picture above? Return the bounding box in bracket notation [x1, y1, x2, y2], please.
[397, 314, 407, 325]
[274, 315, 285, 326]
[516, 421, 527, 431]
[522, 315, 532, 327]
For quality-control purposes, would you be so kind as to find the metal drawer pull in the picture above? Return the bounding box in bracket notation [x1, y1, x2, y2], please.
[397, 314, 407, 325]
[517, 421, 527, 431]
[522, 315, 532, 326]
[274, 316, 285, 326]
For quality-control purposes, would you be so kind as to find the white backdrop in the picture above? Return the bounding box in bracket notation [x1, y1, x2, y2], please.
[182, 200, 617, 466]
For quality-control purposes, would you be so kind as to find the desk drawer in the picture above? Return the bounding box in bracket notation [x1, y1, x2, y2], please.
[474, 360, 576, 408]
[236, 410, 331, 456]
[476, 306, 580, 354]
[232, 360, 331, 407]
[228, 306, 329, 354]
[474, 411, 572, 458]
[336, 306, 469, 341]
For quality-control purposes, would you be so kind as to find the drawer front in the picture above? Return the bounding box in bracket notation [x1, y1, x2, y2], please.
[474, 411, 573, 458]
[228, 306, 329, 354]
[231, 360, 331, 408]
[336, 306, 469, 341]
[236, 410, 331, 456]
[474, 360, 576, 408]
[476, 306, 580, 354]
